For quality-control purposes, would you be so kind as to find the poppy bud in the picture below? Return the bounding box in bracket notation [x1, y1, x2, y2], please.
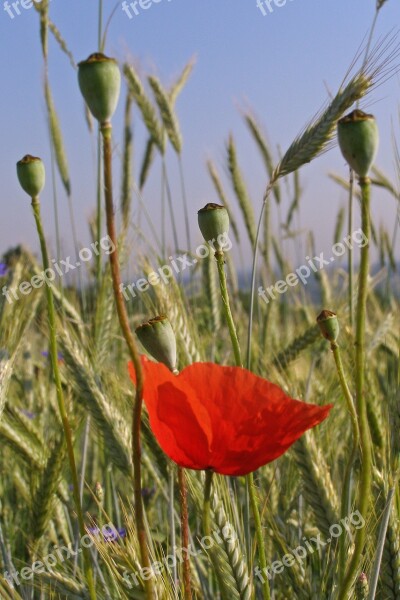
[135, 315, 177, 373]
[198, 203, 229, 252]
[78, 53, 121, 124]
[316, 310, 339, 343]
[16, 155, 45, 198]
[337, 109, 379, 178]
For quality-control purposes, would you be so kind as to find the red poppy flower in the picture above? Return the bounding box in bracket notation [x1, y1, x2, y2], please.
[129, 359, 333, 476]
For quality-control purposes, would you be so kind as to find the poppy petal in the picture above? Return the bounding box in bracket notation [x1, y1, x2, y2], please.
[129, 360, 333, 476]
[212, 402, 332, 475]
[129, 359, 213, 469]
[175, 363, 332, 475]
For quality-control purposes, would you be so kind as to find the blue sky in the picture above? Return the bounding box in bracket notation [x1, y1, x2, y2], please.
[1, 0, 399, 266]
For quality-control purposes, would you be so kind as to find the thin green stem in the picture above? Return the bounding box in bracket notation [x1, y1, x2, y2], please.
[100, 122, 155, 599]
[203, 471, 229, 595]
[169, 466, 177, 587]
[367, 487, 395, 600]
[339, 177, 373, 599]
[96, 129, 103, 290]
[331, 342, 360, 585]
[67, 190, 88, 316]
[203, 471, 213, 538]
[178, 467, 193, 600]
[178, 156, 191, 251]
[262, 196, 271, 276]
[47, 126, 66, 323]
[48, 134, 62, 272]
[348, 168, 354, 329]
[243, 483, 251, 568]
[30, 198, 96, 600]
[349, 2, 379, 317]
[121, 93, 133, 233]
[95, 0, 104, 287]
[170, 369, 192, 599]
[215, 251, 242, 367]
[247, 184, 273, 370]
[98, 0, 103, 51]
[74, 415, 92, 574]
[215, 249, 270, 599]
[162, 158, 179, 253]
[161, 162, 166, 257]
[247, 473, 270, 600]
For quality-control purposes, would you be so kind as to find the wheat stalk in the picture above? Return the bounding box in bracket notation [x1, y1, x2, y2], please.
[124, 64, 165, 153]
[293, 434, 339, 538]
[207, 159, 240, 243]
[148, 76, 182, 154]
[227, 135, 257, 247]
[44, 78, 71, 196]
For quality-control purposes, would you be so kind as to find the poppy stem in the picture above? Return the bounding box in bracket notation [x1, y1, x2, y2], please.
[215, 251, 242, 366]
[214, 249, 270, 599]
[330, 341, 360, 586]
[203, 471, 214, 538]
[202, 471, 228, 594]
[340, 176, 373, 598]
[247, 474, 270, 600]
[178, 467, 193, 600]
[347, 167, 354, 329]
[30, 197, 97, 600]
[169, 467, 178, 586]
[100, 122, 155, 600]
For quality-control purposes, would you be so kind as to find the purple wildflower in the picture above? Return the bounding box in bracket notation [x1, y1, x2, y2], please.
[20, 409, 36, 420]
[41, 351, 64, 361]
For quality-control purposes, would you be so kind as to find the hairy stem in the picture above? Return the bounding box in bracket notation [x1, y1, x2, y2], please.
[247, 184, 273, 369]
[178, 467, 192, 600]
[169, 467, 177, 586]
[31, 198, 96, 600]
[162, 158, 179, 252]
[367, 487, 395, 600]
[100, 122, 155, 599]
[215, 249, 270, 599]
[340, 177, 373, 599]
[247, 473, 270, 600]
[178, 156, 191, 251]
[215, 251, 242, 367]
[348, 168, 354, 328]
[203, 471, 214, 538]
[331, 342, 360, 585]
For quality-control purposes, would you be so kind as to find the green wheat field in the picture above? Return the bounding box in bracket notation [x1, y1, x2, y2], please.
[0, 1, 399, 599]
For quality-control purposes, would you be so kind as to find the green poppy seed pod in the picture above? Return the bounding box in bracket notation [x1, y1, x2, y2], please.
[316, 310, 340, 344]
[198, 203, 229, 252]
[337, 109, 379, 178]
[136, 315, 177, 373]
[78, 53, 121, 124]
[16, 155, 45, 198]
